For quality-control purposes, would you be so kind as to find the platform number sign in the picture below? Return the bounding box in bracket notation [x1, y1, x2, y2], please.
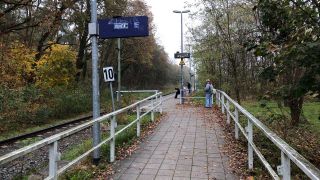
[103, 67, 115, 82]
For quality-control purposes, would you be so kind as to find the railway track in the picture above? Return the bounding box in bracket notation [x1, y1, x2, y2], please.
[0, 114, 92, 146]
[0, 92, 174, 146]
[0, 92, 174, 179]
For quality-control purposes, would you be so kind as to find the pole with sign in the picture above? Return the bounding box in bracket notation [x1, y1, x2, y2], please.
[103, 67, 117, 162]
[103, 67, 116, 113]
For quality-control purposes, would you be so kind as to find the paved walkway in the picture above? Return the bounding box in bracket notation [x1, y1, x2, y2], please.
[112, 96, 237, 180]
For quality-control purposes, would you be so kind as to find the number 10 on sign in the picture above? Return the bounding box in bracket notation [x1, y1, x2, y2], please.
[103, 67, 115, 82]
[103, 66, 117, 129]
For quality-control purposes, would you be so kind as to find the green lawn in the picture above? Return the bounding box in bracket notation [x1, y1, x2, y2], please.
[242, 100, 320, 135]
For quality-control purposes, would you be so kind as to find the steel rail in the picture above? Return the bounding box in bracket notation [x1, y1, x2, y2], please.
[0, 114, 92, 146]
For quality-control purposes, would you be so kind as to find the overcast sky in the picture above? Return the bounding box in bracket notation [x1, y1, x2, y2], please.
[146, 0, 195, 65]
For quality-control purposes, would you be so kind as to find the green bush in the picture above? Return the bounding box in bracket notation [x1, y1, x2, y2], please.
[0, 85, 93, 135]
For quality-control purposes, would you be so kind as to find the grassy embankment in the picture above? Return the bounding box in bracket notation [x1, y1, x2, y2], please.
[0, 84, 170, 142]
[241, 100, 320, 178]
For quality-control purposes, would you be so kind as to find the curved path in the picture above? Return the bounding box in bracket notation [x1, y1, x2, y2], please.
[112, 96, 237, 180]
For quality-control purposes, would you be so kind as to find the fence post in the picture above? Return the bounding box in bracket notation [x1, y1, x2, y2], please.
[155, 90, 158, 102]
[151, 98, 154, 122]
[222, 94, 225, 114]
[160, 93, 163, 114]
[49, 141, 58, 180]
[110, 115, 116, 162]
[234, 108, 239, 139]
[278, 151, 291, 180]
[216, 91, 219, 106]
[211, 93, 214, 105]
[226, 100, 230, 124]
[247, 119, 253, 170]
[137, 104, 141, 137]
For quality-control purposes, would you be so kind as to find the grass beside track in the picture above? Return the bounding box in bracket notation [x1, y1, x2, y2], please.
[0, 89, 170, 142]
[60, 112, 161, 179]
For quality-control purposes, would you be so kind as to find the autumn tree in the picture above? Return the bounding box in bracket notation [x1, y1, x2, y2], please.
[189, 0, 258, 103]
[255, 0, 320, 125]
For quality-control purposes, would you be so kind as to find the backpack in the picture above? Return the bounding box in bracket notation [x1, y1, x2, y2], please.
[205, 84, 213, 94]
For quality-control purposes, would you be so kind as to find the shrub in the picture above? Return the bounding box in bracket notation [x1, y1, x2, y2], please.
[35, 44, 77, 88]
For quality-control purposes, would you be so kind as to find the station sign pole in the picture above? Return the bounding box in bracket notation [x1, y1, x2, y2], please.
[89, 0, 101, 165]
[117, 38, 121, 109]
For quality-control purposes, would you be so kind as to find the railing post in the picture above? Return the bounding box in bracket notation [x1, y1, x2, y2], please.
[49, 141, 58, 180]
[226, 100, 230, 124]
[278, 151, 291, 180]
[216, 91, 219, 106]
[160, 94, 163, 114]
[137, 104, 141, 137]
[155, 90, 158, 103]
[110, 115, 116, 162]
[221, 94, 225, 114]
[247, 119, 253, 170]
[151, 98, 154, 122]
[234, 108, 239, 139]
[211, 93, 214, 105]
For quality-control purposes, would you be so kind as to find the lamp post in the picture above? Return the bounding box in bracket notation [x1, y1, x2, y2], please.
[173, 10, 190, 104]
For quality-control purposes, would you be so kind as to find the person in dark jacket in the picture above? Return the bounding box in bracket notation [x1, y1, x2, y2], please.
[175, 88, 180, 98]
[187, 82, 191, 94]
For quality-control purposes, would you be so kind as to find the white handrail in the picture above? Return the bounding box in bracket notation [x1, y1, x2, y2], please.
[215, 89, 320, 180]
[0, 92, 163, 180]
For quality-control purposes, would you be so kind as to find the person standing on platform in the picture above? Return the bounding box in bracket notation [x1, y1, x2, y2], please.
[175, 88, 180, 99]
[187, 82, 191, 94]
[204, 79, 214, 108]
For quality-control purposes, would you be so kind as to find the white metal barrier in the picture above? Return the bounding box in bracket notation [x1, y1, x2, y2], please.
[0, 92, 163, 180]
[117, 90, 162, 113]
[215, 89, 320, 180]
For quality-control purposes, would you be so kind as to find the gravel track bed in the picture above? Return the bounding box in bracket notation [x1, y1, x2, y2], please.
[0, 124, 95, 179]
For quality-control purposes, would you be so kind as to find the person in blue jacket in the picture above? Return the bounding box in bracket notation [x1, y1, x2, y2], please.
[204, 79, 214, 108]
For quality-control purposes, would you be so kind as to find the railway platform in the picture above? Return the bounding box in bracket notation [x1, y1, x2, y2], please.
[111, 96, 237, 180]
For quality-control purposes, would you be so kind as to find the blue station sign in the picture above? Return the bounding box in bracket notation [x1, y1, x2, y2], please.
[98, 16, 149, 39]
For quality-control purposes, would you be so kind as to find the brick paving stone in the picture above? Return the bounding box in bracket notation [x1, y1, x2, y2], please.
[124, 167, 142, 174]
[154, 175, 172, 180]
[137, 174, 155, 180]
[209, 172, 226, 180]
[148, 158, 163, 164]
[157, 169, 175, 176]
[160, 164, 176, 170]
[141, 168, 158, 175]
[151, 154, 166, 159]
[145, 163, 161, 169]
[174, 170, 190, 177]
[191, 171, 209, 179]
[134, 158, 149, 164]
[173, 177, 190, 180]
[119, 173, 139, 180]
[130, 162, 146, 169]
[175, 164, 192, 171]
[111, 96, 237, 180]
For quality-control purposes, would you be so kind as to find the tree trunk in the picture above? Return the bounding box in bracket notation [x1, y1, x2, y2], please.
[76, 0, 90, 81]
[287, 96, 304, 126]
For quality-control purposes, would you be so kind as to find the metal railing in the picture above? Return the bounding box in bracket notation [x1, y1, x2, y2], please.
[0, 92, 163, 180]
[117, 90, 162, 114]
[215, 89, 320, 180]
